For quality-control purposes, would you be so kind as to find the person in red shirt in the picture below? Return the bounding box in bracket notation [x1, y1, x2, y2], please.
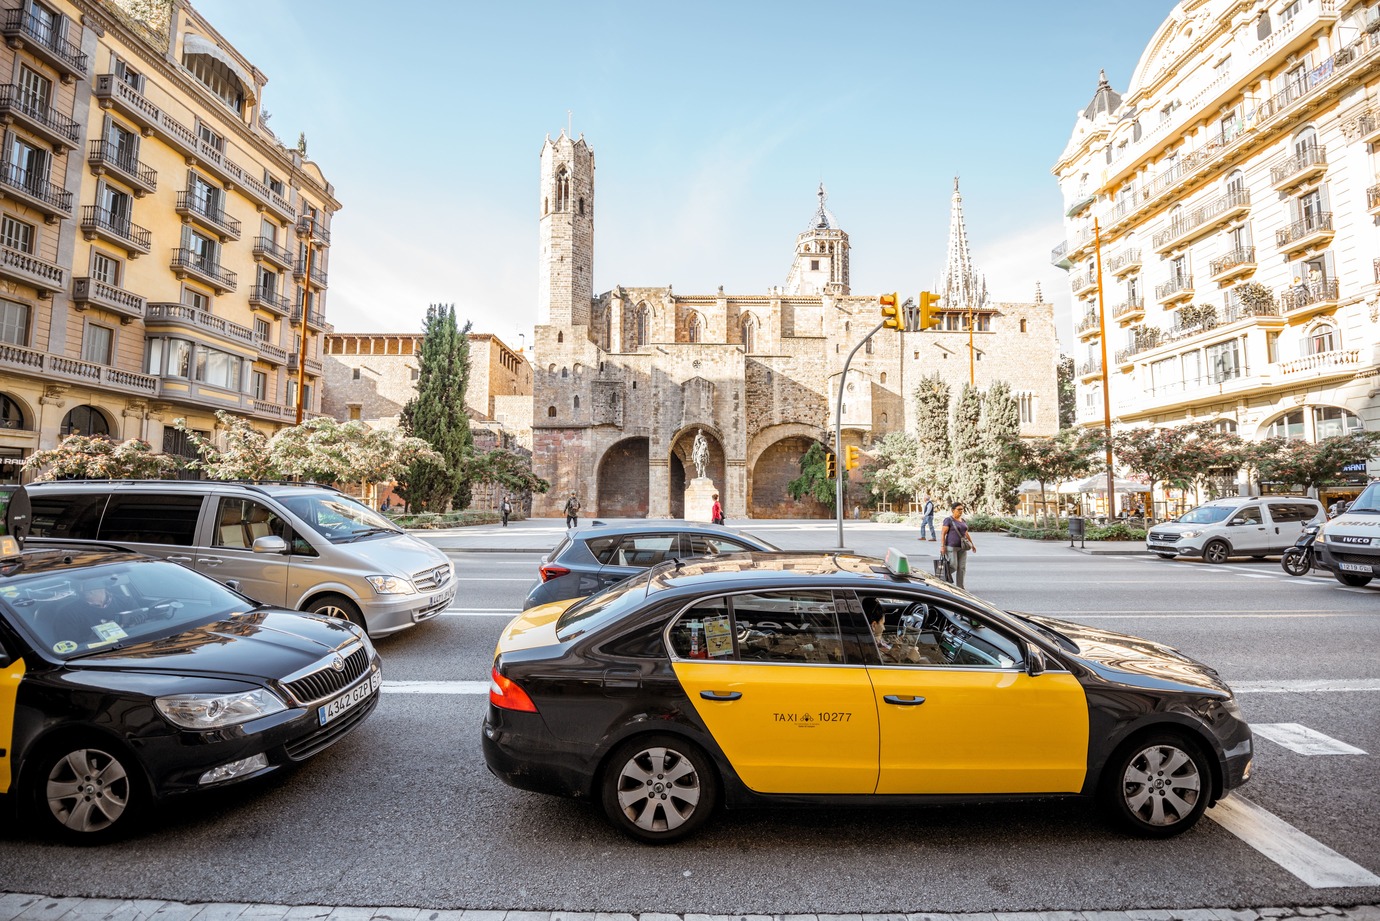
[711, 493, 724, 525]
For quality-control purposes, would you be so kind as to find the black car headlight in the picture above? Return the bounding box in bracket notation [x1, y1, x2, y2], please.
[156, 688, 287, 729]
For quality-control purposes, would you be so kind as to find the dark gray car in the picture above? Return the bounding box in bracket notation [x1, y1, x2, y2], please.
[522, 520, 779, 609]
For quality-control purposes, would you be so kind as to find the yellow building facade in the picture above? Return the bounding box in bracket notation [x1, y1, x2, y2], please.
[0, 0, 339, 481]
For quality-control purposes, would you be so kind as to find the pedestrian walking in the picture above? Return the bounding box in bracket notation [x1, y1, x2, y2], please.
[564, 493, 581, 528]
[501, 496, 512, 527]
[711, 493, 724, 525]
[939, 501, 976, 589]
[918, 495, 937, 541]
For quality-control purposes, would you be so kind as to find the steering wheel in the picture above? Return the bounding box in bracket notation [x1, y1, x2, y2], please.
[902, 602, 940, 633]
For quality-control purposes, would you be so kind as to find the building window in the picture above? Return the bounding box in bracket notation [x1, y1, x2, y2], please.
[250, 369, 267, 401]
[287, 380, 313, 410]
[351, 367, 361, 380]
[1019, 393, 1036, 424]
[1019, 318, 1027, 333]
[348, 405, 361, 421]
[61, 405, 110, 437]
[573, 395, 580, 410]
[99, 182, 133, 234]
[1266, 409, 1305, 441]
[265, 172, 284, 196]
[0, 393, 25, 430]
[547, 405, 556, 418]
[636, 305, 649, 349]
[879, 372, 887, 384]
[195, 346, 243, 390]
[253, 317, 271, 342]
[810, 259, 819, 270]
[82, 323, 114, 365]
[1, 215, 34, 253]
[1257, 11, 1272, 39]
[557, 331, 563, 343]
[740, 314, 755, 353]
[410, 367, 419, 381]
[554, 167, 570, 212]
[91, 250, 121, 285]
[1308, 323, 1336, 355]
[1206, 340, 1241, 383]
[1313, 406, 1362, 439]
[7, 135, 49, 192]
[18, 65, 51, 114]
[183, 287, 210, 312]
[687, 312, 701, 343]
[0, 299, 26, 348]
[114, 57, 144, 92]
[561, 366, 568, 379]
[195, 120, 226, 153]
[1280, 0, 1301, 23]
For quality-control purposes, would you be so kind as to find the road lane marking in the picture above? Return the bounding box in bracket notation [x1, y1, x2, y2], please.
[1252, 723, 1366, 755]
[1236, 573, 1276, 579]
[452, 577, 535, 582]
[383, 680, 487, 694]
[1208, 795, 1380, 888]
[441, 609, 520, 617]
[1234, 679, 1380, 693]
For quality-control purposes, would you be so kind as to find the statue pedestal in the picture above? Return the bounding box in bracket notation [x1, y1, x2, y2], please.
[684, 477, 718, 522]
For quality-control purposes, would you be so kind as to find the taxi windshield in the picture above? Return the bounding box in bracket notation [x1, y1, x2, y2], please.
[278, 493, 402, 543]
[556, 568, 657, 640]
[0, 559, 252, 659]
[1175, 506, 1233, 524]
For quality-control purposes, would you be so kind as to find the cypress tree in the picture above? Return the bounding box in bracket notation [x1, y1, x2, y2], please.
[951, 383, 985, 510]
[398, 304, 474, 511]
[913, 374, 952, 502]
[980, 380, 1022, 514]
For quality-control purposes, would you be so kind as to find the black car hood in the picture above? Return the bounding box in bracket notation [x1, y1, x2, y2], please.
[66, 609, 361, 682]
[1024, 613, 1231, 695]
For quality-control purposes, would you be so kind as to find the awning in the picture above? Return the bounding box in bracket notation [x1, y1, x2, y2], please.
[1059, 475, 1152, 495]
[183, 34, 256, 104]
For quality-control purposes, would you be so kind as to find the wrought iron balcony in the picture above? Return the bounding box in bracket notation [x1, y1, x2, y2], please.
[0, 162, 71, 220]
[1109, 248, 1142, 277]
[1, 8, 88, 81]
[1151, 189, 1250, 254]
[287, 352, 324, 375]
[1075, 310, 1101, 338]
[1112, 296, 1145, 322]
[308, 266, 328, 289]
[291, 307, 327, 331]
[296, 216, 330, 244]
[252, 235, 293, 271]
[80, 205, 151, 256]
[0, 244, 62, 295]
[0, 83, 79, 150]
[87, 140, 156, 196]
[1209, 246, 1257, 282]
[176, 191, 241, 241]
[72, 276, 145, 322]
[1155, 275, 1194, 305]
[1050, 240, 1070, 269]
[1070, 269, 1097, 297]
[1280, 278, 1339, 318]
[249, 285, 292, 316]
[1078, 358, 1103, 380]
[1270, 145, 1327, 190]
[1275, 212, 1334, 253]
[170, 248, 236, 293]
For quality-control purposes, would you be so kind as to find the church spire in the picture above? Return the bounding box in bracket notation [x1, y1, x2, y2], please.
[940, 177, 987, 313]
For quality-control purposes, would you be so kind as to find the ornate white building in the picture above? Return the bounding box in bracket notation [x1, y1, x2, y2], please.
[1052, 0, 1380, 505]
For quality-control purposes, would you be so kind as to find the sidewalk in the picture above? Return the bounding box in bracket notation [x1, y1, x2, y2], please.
[2, 894, 1375, 921]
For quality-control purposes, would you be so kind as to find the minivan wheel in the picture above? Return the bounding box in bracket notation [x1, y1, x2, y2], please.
[1335, 572, 1373, 587]
[1202, 540, 1230, 564]
[305, 594, 366, 630]
[600, 734, 718, 844]
[1102, 732, 1209, 838]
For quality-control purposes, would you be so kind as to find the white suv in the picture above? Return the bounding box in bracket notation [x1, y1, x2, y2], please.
[1146, 496, 1325, 563]
[1315, 480, 1380, 587]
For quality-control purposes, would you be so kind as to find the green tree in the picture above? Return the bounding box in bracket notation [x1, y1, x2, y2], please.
[174, 412, 275, 481]
[399, 304, 474, 511]
[1057, 354, 1076, 429]
[913, 374, 951, 498]
[468, 448, 551, 496]
[951, 383, 985, 508]
[864, 431, 919, 508]
[787, 441, 835, 512]
[1013, 429, 1100, 526]
[1254, 432, 1380, 493]
[980, 381, 1022, 514]
[22, 435, 180, 480]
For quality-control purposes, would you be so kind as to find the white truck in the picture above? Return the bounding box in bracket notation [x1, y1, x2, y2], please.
[1315, 479, 1380, 587]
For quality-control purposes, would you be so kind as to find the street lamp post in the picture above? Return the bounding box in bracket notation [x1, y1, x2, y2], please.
[1093, 218, 1115, 513]
[835, 319, 888, 551]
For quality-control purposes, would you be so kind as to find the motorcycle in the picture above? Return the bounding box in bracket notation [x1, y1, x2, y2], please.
[1280, 524, 1319, 576]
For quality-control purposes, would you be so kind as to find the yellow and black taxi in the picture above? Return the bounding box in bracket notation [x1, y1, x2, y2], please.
[0, 532, 382, 841]
[483, 550, 1253, 843]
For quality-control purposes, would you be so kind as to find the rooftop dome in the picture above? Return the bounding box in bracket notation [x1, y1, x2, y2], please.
[1083, 69, 1122, 120]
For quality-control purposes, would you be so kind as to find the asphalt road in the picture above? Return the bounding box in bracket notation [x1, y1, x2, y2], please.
[2, 521, 1377, 915]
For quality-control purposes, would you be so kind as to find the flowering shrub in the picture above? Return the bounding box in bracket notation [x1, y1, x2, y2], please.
[23, 435, 180, 481]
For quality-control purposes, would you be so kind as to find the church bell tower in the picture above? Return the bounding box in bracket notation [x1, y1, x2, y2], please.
[538, 132, 595, 327]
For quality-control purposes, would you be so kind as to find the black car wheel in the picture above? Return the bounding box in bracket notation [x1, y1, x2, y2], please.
[601, 734, 718, 844]
[1335, 572, 1373, 587]
[1103, 733, 1209, 838]
[305, 594, 366, 630]
[1280, 548, 1311, 576]
[1201, 540, 1230, 564]
[33, 740, 143, 842]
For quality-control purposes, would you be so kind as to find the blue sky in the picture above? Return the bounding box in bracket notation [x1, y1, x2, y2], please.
[194, 0, 1178, 352]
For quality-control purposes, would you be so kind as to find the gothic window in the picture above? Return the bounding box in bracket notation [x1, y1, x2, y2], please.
[879, 372, 887, 384]
[573, 395, 580, 410]
[687, 312, 701, 343]
[555, 167, 570, 212]
[557, 331, 564, 343]
[740, 314, 756, 353]
[547, 405, 556, 418]
[635, 304, 649, 349]
[561, 367, 568, 379]
[579, 197, 584, 215]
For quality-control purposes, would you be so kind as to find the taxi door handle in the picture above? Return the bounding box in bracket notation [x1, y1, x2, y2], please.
[700, 690, 742, 702]
[883, 694, 926, 706]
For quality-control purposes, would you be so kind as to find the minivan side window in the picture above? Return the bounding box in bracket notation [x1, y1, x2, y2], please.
[1231, 507, 1262, 525]
[29, 493, 107, 538]
[98, 494, 203, 546]
[213, 498, 288, 549]
[1268, 502, 1315, 523]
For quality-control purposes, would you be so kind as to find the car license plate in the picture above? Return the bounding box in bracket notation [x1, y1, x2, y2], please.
[430, 588, 454, 609]
[318, 670, 381, 726]
[1340, 562, 1373, 573]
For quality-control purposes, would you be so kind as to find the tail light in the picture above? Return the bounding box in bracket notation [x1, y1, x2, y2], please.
[539, 563, 571, 583]
[489, 667, 538, 713]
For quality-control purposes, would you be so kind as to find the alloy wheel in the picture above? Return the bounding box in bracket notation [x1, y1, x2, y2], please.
[45, 747, 131, 834]
[1121, 742, 1201, 829]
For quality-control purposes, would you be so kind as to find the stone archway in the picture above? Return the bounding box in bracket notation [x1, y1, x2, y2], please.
[749, 434, 831, 519]
[596, 437, 650, 518]
[669, 426, 725, 518]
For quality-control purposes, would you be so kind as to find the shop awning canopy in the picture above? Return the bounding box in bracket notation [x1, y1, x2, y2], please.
[1059, 475, 1152, 495]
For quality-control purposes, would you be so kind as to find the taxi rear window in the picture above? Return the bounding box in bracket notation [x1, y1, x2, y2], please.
[556, 568, 656, 640]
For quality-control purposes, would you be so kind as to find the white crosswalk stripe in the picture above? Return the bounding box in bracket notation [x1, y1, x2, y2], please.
[1251, 723, 1367, 754]
[1209, 796, 1380, 887]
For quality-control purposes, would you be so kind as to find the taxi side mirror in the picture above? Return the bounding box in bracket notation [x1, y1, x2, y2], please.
[252, 535, 289, 554]
[1026, 646, 1046, 677]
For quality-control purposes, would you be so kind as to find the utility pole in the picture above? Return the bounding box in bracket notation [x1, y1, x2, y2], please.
[835, 319, 888, 550]
[294, 231, 317, 425]
[1093, 218, 1115, 512]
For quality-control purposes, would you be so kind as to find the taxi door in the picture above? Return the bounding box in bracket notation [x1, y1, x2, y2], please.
[858, 593, 1088, 795]
[669, 589, 879, 794]
[0, 641, 24, 795]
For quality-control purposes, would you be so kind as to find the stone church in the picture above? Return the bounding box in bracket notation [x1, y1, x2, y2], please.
[531, 131, 1058, 519]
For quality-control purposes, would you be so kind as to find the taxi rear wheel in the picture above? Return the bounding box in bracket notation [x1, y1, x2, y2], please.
[305, 594, 366, 630]
[600, 734, 718, 844]
[1103, 733, 1209, 838]
[31, 739, 144, 843]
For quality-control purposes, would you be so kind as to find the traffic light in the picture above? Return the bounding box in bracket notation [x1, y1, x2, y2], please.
[826, 452, 837, 479]
[916, 290, 942, 331]
[879, 292, 902, 331]
[845, 445, 861, 471]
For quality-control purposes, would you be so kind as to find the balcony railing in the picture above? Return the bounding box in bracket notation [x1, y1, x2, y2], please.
[1151, 188, 1250, 253]
[1112, 296, 1145, 321]
[1276, 213, 1334, 252]
[176, 191, 242, 240]
[291, 307, 327, 330]
[309, 266, 328, 289]
[1280, 278, 1340, 314]
[0, 244, 63, 294]
[1050, 240, 1069, 268]
[252, 235, 294, 270]
[1075, 311, 1101, 337]
[1109, 248, 1142, 276]
[1156, 275, 1194, 303]
[0, 83, 79, 149]
[1078, 358, 1103, 379]
[1070, 269, 1097, 296]
[296, 216, 330, 243]
[145, 302, 255, 346]
[0, 341, 155, 395]
[287, 352, 324, 375]
[256, 339, 288, 365]
[170, 248, 237, 293]
[250, 285, 292, 315]
[80, 205, 152, 254]
[0, 162, 72, 219]
[1, 8, 88, 80]
[1270, 145, 1327, 189]
[1210, 246, 1257, 280]
[72, 276, 145, 321]
[1278, 348, 1361, 377]
[86, 140, 157, 195]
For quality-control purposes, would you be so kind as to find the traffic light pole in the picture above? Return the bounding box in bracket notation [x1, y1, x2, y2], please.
[835, 319, 888, 551]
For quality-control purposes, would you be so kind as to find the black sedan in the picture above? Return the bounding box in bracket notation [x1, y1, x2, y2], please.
[523, 520, 779, 609]
[0, 541, 381, 841]
[484, 550, 1253, 843]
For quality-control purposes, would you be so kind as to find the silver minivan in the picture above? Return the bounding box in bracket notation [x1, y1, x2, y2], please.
[24, 481, 454, 636]
[1146, 495, 1325, 563]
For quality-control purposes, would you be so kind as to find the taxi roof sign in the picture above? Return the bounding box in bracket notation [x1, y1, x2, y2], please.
[0, 534, 19, 560]
[883, 548, 910, 576]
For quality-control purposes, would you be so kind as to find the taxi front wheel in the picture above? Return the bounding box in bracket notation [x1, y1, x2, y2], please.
[600, 734, 718, 844]
[31, 739, 145, 843]
[1102, 732, 1209, 838]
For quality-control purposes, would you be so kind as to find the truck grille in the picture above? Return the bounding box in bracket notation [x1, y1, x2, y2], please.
[1329, 550, 1378, 567]
[282, 644, 370, 705]
[412, 563, 451, 593]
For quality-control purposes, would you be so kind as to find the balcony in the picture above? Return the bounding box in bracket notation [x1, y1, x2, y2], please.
[1370, 183, 1380, 216]
[308, 266, 328, 289]
[87, 140, 156, 196]
[1070, 269, 1097, 297]
[1050, 240, 1070, 270]
[1110, 248, 1142, 278]
[291, 307, 327, 331]
[0, 244, 62, 295]
[1275, 212, 1334, 254]
[1151, 189, 1251, 254]
[144, 302, 256, 349]
[1209, 246, 1257, 283]
[0, 341, 156, 395]
[93, 74, 160, 135]
[296, 216, 330, 244]
[170, 248, 237, 293]
[1112, 296, 1145, 323]
[0, 162, 72, 221]
[1271, 145, 1328, 190]
[249, 285, 292, 316]
[1277, 348, 1362, 380]
[1113, 346, 1137, 368]
[80, 205, 151, 257]
[0, 83, 79, 151]
[287, 352, 324, 376]
[176, 191, 241, 241]
[252, 235, 293, 271]
[1156, 275, 1195, 305]
[1078, 358, 1103, 382]
[72, 276, 145, 322]
[1075, 310, 1101, 339]
[1280, 278, 1340, 320]
[1, 8, 88, 82]
[256, 339, 288, 365]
